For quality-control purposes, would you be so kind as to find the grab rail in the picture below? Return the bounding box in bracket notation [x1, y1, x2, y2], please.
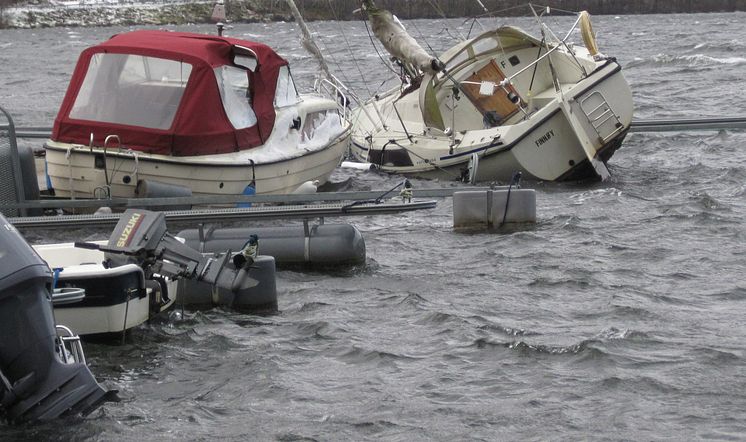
[314, 76, 351, 122]
[56, 325, 87, 365]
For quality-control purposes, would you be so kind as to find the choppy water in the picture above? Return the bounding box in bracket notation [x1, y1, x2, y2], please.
[2, 11, 746, 440]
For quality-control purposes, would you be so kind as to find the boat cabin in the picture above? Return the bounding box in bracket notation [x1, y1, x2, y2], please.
[419, 26, 595, 132]
[52, 30, 298, 156]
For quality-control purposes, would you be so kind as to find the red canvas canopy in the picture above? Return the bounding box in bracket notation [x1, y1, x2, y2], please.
[52, 30, 288, 156]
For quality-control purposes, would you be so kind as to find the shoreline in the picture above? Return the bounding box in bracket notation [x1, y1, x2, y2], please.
[2, 0, 746, 29]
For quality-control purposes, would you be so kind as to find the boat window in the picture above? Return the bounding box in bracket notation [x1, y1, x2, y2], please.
[233, 54, 257, 72]
[69, 53, 192, 130]
[471, 36, 499, 57]
[443, 51, 469, 74]
[214, 65, 258, 129]
[274, 66, 299, 108]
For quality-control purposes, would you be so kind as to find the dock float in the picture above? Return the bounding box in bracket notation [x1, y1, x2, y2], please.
[629, 117, 746, 132]
[6, 199, 438, 229]
[12, 117, 746, 141]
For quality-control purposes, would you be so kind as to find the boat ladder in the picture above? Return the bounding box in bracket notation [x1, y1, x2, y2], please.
[580, 91, 624, 143]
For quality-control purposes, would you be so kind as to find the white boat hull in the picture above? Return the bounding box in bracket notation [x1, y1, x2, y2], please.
[54, 295, 151, 337]
[350, 25, 634, 183]
[34, 242, 176, 337]
[45, 127, 350, 198]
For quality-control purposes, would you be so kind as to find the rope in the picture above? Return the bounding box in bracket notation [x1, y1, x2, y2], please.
[377, 139, 463, 180]
[65, 146, 75, 200]
[498, 171, 522, 228]
[133, 151, 139, 184]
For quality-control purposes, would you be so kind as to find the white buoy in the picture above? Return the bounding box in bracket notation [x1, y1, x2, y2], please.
[93, 206, 112, 216]
[292, 180, 319, 194]
[341, 161, 373, 170]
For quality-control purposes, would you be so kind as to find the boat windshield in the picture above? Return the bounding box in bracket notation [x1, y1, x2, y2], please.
[274, 66, 299, 108]
[441, 35, 500, 77]
[214, 65, 258, 129]
[69, 53, 192, 130]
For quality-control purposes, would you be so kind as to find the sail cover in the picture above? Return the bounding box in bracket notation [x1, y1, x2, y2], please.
[52, 30, 288, 156]
[363, 1, 440, 75]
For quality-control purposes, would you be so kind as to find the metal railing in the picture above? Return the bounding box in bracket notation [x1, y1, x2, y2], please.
[0, 106, 27, 217]
[56, 325, 87, 365]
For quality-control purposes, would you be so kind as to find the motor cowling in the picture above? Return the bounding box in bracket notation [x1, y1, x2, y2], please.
[0, 216, 114, 423]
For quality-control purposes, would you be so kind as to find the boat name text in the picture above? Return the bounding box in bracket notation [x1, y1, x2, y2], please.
[117, 212, 143, 247]
[534, 129, 555, 148]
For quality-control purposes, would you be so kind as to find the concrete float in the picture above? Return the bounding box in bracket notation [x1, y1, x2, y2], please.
[453, 187, 536, 230]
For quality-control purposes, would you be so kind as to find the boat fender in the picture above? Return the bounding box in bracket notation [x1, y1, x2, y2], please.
[467, 152, 479, 185]
[238, 184, 255, 208]
[135, 179, 192, 211]
[579, 11, 599, 58]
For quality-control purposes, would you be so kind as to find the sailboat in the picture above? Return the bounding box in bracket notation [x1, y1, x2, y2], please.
[45, 29, 352, 198]
[350, 3, 633, 182]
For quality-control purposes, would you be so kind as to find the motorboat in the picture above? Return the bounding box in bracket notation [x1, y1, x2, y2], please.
[29, 207, 283, 338]
[350, 3, 633, 182]
[44, 30, 351, 198]
[34, 241, 177, 338]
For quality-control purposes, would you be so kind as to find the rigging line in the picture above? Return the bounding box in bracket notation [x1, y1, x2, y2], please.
[536, 11, 588, 76]
[385, 139, 463, 180]
[368, 134, 412, 143]
[313, 29, 355, 88]
[531, 4, 580, 15]
[425, 0, 448, 20]
[528, 38, 544, 93]
[392, 100, 413, 141]
[461, 3, 530, 23]
[305, 19, 351, 85]
[466, 18, 477, 39]
[409, 19, 439, 58]
[362, 17, 401, 78]
[321, 0, 368, 93]
[425, 0, 466, 41]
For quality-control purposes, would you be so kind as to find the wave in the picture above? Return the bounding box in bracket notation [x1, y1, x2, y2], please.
[692, 40, 746, 52]
[599, 375, 679, 393]
[707, 286, 746, 300]
[475, 322, 539, 337]
[626, 53, 746, 68]
[689, 346, 742, 365]
[337, 345, 423, 364]
[471, 337, 607, 359]
[471, 327, 651, 359]
[294, 320, 344, 340]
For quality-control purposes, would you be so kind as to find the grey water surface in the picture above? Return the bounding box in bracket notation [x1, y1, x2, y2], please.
[1, 11, 746, 441]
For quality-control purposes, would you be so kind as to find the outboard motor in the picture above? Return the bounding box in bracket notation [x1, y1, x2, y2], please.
[75, 209, 265, 310]
[0, 215, 114, 423]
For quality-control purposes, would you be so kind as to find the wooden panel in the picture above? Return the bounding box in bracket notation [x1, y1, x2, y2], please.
[461, 60, 521, 126]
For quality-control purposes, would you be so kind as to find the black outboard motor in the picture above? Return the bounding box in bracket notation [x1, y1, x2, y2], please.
[0, 215, 113, 423]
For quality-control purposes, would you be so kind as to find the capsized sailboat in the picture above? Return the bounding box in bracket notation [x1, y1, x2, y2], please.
[45, 30, 351, 198]
[350, 3, 633, 182]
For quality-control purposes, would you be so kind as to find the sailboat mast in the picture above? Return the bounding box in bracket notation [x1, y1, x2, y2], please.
[284, 0, 332, 79]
